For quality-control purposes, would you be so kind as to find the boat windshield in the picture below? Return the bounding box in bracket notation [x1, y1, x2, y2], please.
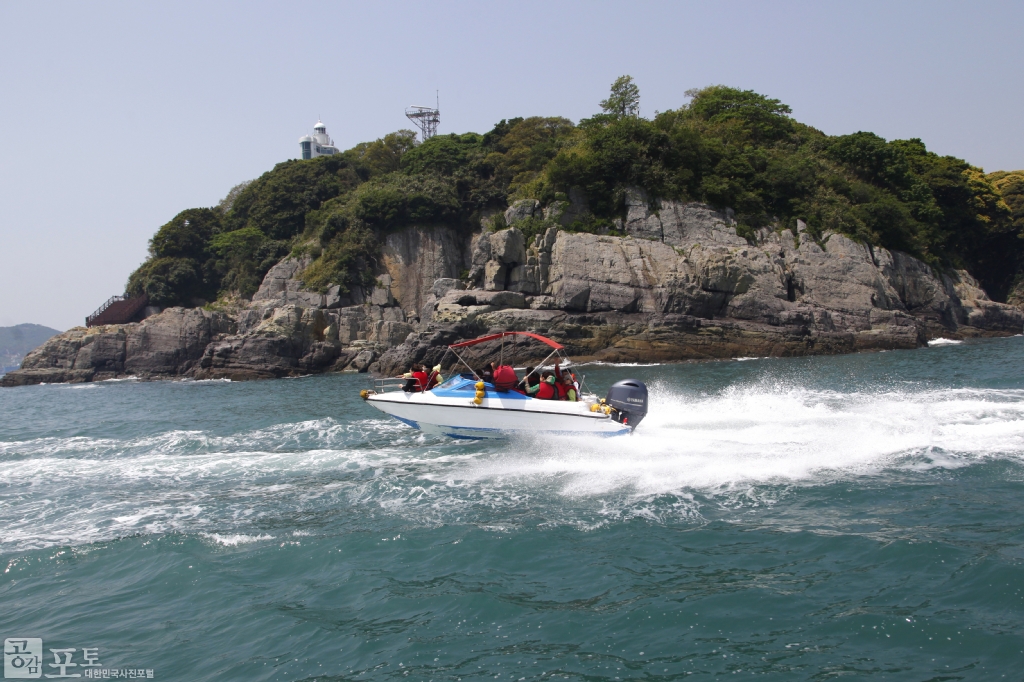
[435, 375, 464, 390]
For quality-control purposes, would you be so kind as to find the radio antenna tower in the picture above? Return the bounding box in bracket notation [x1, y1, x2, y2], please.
[405, 91, 440, 141]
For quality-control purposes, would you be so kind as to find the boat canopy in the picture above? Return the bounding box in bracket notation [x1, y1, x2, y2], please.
[448, 331, 564, 350]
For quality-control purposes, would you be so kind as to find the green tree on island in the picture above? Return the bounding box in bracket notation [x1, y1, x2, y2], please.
[125, 77, 1024, 309]
[600, 75, 641, 118]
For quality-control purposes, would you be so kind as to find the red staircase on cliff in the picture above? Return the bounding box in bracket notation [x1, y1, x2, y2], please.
[86, 294, 149, 327]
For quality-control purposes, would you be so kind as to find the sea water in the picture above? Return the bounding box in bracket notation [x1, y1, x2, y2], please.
[1, 337, 1023, 680]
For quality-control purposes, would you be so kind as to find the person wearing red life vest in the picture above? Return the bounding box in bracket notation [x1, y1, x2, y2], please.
[559, 372, 578, 401]
[531, 371, 559, 399]
[492, 364, 519, 392]
[399, 363, 429, 392]
[552, 363, 578, 401]
[425, 364, 442, 390]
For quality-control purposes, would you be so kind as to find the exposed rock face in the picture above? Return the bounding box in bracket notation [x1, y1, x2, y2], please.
[252, 256, 358, 309]
[125, 307, 237, 375]
[2, 308, 235, 386]
[483, 228, 527, 291]
[504, 199, 541, 225]
[196, 305, 366, 381]
[6, 197, 1022, 387]
[375, 198, 1023, 375]
[382, 226, 465, 319]
[622, 191, 740, 245]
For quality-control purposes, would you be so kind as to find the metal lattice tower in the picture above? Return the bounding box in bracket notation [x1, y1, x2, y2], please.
[405, 93, 440, 141]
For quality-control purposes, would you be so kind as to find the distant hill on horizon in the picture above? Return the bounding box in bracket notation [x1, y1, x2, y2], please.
[1, 323, 62, 374]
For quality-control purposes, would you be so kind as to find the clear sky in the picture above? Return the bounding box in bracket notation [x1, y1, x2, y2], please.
[2, 0, 1022, 331]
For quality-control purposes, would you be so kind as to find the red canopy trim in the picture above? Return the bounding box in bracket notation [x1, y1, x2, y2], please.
[448, 331, 564, 350]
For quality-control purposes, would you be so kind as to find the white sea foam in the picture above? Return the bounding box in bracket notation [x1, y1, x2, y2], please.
[927, 338, 964, 346]
[578, 361, 664, 367]
[201, 533, 275, 546]
[442, 384, 1024, 501]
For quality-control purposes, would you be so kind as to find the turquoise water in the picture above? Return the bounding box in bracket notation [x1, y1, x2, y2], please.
[2, 337, 1024, 680]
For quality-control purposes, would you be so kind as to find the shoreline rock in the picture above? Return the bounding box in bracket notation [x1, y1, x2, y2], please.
[5, 200, 1022, 388]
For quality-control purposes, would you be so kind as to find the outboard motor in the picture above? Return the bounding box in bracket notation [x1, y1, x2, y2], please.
[605, 379, 649, 429]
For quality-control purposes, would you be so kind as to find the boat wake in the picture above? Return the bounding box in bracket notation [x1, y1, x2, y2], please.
[3, 383, 1023, 551]
[466, 383, 1023, 490]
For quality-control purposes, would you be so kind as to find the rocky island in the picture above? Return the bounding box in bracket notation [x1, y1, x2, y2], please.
[6, 81, 1024, 387]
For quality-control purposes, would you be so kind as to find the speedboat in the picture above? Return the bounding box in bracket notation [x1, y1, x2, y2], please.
[360, 332, 649, 439]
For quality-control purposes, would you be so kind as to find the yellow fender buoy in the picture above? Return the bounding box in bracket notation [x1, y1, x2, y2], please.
[359, 389, 370, 400]
[590, 403, 600, 412]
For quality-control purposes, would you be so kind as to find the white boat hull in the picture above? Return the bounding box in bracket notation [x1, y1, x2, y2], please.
[366, 390, 631, 439]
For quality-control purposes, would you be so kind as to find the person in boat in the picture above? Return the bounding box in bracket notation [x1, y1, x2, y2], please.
[425, 364, 442, 391]
[553, 363, 579, 401]
[400, 363, 429, 392]
[492, 364, 519, 392]
[522, 366, 539, 394]
[559, 372, 578, 401]
[478, 363, 495, 384]
[530, 371, 559, 399]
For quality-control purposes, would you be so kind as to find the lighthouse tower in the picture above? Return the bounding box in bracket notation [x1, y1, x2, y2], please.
[299, 119, 340, 159]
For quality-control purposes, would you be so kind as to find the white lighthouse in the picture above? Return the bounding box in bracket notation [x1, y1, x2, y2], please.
[299, 119, 340, 159]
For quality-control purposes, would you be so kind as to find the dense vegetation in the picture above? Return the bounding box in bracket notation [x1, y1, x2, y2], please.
[127, 78, 1024, 307]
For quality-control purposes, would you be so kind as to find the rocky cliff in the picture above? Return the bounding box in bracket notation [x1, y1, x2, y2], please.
[373, 197, 1022, 375]
[4, 199, 1021, 387]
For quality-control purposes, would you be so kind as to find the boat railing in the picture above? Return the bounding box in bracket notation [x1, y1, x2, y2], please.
[373, 377, 408, 394]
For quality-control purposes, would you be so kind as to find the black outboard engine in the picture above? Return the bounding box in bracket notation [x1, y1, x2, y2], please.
[605, 379, 649, 430]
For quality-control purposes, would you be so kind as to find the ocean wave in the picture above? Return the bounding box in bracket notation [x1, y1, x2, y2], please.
[0, 417, 403, 460]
